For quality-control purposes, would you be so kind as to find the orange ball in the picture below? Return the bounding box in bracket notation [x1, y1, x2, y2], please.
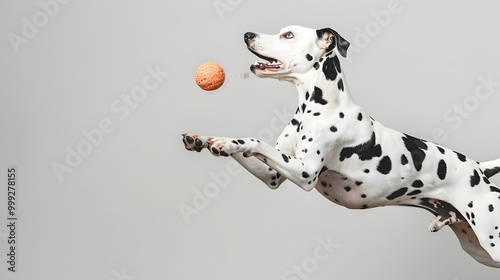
[194, 62, 225, 91]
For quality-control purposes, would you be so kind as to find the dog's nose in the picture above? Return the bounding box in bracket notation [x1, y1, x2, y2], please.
[244, 32, 257, 42]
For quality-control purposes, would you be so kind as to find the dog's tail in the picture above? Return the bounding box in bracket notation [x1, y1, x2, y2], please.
[479, 158, 500, 178]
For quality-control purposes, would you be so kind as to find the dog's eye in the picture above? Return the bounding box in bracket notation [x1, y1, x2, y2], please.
[284, 31, 294, 39]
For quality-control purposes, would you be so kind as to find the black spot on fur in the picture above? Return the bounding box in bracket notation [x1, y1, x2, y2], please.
[437, 146, 445, 154]
[491, 186, 500, 193]
[339, 112, 345, 118]
[322, 57, 338, 81]
[302, 172, 310, 178]
[357, 113, 363, 121]
[344, 186, 351, 192]
[485, 167, 500, 178]
[313, 112, 321, 116]
[305, 54, 313, 61]
[333, 55, 341, 73]
[455, 151, 467, 162]
[377, 156, 392, 175]
[470, 170, 481, 187]
[339, 133, 382, 161]
[330, 126, 337, 132]
[313, 62, 320, 70]
[311, 86, 328, 105]
[291, 118, 300, 133]
[305, 91, 310, 100]
[337, 79, 344, 91]
[411, 180, 424, 188]
[386, 187, 408, 200]
[489, 204, 495, 212]
[468, 201, 474, 208]
[401, 154, 408, 165]
[402, 134, 427, 171]
[282, 154, 289, 163]
[364, 169, 370, 173]
[407, 190, 422, 196]
[437, 160, 447, 180]
[484, 177, 491, 184]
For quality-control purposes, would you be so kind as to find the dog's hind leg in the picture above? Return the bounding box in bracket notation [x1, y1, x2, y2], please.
[449, 221, 500, 268]
[449, 181, 500, 265]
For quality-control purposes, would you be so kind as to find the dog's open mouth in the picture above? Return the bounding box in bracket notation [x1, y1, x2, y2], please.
[249, 50, 283, 72]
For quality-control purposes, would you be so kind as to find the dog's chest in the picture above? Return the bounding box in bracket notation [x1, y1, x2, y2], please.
[292, 103, 369, 145]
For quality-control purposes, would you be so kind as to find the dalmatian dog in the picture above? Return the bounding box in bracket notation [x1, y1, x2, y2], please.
[182, 25, 500, 267]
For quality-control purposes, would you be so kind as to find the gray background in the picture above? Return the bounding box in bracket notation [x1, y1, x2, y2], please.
[1, 0, 500, 279]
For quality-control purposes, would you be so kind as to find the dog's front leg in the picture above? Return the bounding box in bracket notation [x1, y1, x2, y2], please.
[231, 153, 286, 189]
[182, 120, 300, 189]
[203, 136, 324, 192]
[229, 121, 300, 189]
[182, 133, 287, 189]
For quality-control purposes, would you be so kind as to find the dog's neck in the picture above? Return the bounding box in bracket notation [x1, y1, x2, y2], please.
[288, 52, 355, 108]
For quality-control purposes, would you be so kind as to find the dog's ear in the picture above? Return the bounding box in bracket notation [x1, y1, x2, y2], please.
[316, 28, 350, 58]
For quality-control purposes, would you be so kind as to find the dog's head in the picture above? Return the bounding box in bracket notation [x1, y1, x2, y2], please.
[244, 25, 349, 80]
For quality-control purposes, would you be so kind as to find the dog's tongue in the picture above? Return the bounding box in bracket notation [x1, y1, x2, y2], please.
[255, 62, 280, 70]
[256, 62, 266, 70]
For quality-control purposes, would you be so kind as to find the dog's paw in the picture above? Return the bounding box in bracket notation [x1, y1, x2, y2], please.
[182, 134, 209, 152]
[207, 137, 233, 157]
[207, 137, 254, 157]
